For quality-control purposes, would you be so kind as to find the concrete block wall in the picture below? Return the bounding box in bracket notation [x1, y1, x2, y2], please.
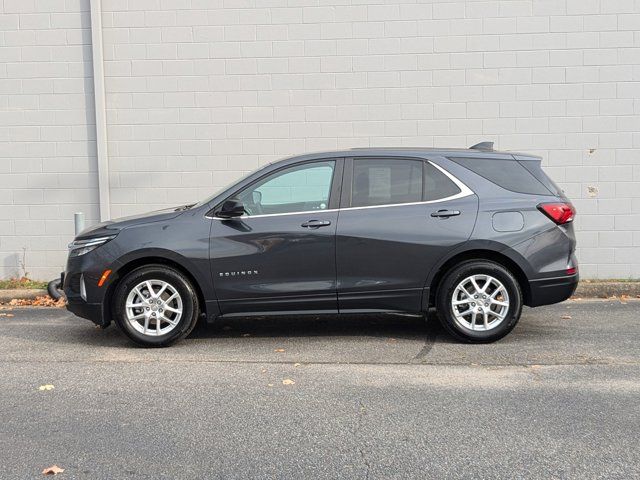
[0, 0, 99, 280]
[2, 0, 640, 279]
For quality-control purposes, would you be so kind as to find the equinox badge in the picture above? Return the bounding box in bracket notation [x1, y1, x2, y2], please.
[219, 270, 259, 277]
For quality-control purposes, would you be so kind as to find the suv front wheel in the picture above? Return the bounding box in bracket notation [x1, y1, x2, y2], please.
[436, 260, 523, 343]
[113, 265, 200, 347]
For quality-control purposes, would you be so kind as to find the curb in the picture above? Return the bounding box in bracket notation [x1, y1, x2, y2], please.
[573, 282, 640, 299]
[0, 289, 48, 302]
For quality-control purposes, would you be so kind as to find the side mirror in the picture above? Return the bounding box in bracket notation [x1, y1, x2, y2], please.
[217, 198, 245, 219]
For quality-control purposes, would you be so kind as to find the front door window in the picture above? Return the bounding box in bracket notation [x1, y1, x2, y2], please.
[237, 161, 335, 216]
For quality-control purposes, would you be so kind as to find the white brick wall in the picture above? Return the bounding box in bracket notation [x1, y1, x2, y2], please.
[0, 0, 99, 280]
[2, 0, 640, 279]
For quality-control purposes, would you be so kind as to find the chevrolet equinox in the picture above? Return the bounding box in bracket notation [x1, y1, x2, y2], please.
[63, 143, 578, 346]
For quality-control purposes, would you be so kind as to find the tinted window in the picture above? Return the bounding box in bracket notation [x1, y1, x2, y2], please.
[237, 161, 335, 215]
[520, 161, 563, 196]
[449, 157, 552, 195]
[424, 162, 461, 201]
[351, 159, 422, 208]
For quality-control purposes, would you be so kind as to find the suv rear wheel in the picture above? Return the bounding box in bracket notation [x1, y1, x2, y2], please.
[436, 260, 522, 343]
[113, 265, 199, 347]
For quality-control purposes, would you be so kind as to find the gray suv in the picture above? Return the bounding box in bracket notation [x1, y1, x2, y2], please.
[63, 143, 578, 347]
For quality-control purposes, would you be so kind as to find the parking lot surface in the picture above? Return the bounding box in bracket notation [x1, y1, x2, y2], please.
[0, 300, 638, 479]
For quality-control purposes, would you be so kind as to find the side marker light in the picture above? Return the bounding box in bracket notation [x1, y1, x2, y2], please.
[98, 269, 112, 287]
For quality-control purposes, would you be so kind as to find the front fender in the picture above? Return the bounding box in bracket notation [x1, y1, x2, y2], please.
[110, 247, 216, 302]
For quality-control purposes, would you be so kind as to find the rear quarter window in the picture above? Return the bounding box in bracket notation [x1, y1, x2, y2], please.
[449, 157, 553, 196]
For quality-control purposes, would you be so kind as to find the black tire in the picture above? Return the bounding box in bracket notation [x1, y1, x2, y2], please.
[435, 260, 522, 343]
[113, 265, 200, 347]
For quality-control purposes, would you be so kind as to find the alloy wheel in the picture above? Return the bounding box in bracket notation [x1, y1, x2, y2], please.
[451, 274, 510, 332]
[125, 279, 183, 336]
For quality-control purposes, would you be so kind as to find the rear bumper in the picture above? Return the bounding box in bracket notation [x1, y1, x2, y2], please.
[527, 273, 578, 307]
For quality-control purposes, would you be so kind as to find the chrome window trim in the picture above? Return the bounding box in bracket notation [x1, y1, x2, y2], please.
[207, 160, 474, 220]
[208, 208, 339, 220]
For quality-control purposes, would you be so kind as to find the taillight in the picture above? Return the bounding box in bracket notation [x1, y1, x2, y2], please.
[537, 202, 576, 225]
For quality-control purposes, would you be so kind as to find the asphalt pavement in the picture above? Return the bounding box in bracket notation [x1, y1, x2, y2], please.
[0, 300, 638, 479]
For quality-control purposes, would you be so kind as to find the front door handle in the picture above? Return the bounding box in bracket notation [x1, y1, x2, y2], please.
[301, 219, 332, 228]
[431, 209, 461, 218]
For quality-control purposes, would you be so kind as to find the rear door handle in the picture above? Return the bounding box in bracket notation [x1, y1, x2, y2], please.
[431, 209, 461, 218]
[301, 219, 332, 228]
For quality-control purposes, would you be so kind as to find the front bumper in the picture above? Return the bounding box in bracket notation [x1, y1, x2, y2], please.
[527, 273, 579, 307]
[63, 248, 116, 327]
[66, 298, 104, 326]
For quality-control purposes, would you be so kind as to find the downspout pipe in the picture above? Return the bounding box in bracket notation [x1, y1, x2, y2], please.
[89, 0, 110, 221]
[48, 0, 110, 300]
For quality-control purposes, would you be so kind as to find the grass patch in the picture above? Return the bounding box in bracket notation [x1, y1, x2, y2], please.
[0, 277, 48, 290]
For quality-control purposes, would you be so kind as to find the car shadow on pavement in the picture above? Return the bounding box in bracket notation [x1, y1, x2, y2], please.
[6, 307, 554, 354]
[189, 312, 454, 343]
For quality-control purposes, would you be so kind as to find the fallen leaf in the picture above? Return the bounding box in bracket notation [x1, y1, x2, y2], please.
[274, 348, 285, 353]
[560, 315, 572, 320]
[282, 379, 295, 385]
[42, 465, 64, 475]
[7, 296, 65, 308]
[38, 384, 55, 391]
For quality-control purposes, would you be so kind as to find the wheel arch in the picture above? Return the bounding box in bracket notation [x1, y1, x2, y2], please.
[104, 254, 208, 326]
[428, 246, 532, 307]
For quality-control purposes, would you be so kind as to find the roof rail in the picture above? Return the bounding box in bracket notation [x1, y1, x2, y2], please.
[469, 141, 494, 151]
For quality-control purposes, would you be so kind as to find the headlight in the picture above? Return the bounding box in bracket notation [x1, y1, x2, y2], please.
[68, 235, 116, 257]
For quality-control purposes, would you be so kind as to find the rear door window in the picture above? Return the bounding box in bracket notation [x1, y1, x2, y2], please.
[449, 157, 552, 195]
[423, 162, 461, 201]
[351, 158, 422, 208]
